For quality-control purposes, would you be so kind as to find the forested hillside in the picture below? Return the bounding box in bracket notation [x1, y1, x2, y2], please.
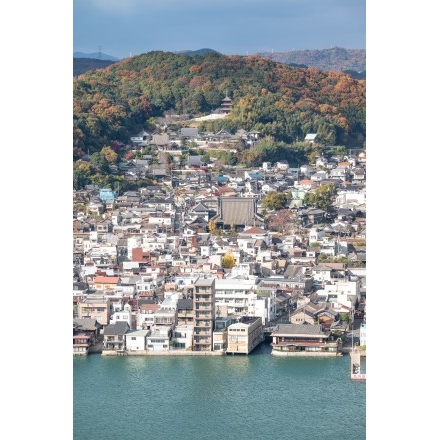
[74, 58, 116, 77]
[73, 51, 365, 159]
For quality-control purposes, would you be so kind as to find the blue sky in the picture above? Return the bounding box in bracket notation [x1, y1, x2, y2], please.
[73, 0, 366, 59]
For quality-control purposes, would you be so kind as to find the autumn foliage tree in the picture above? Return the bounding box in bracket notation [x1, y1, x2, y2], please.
[268, 209, 296, 234]
[222, 252, 236, 269]
[101, 146, 119, 164]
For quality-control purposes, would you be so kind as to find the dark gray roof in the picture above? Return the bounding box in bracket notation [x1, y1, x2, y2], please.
[73, 281, 89, 291]
[191, 203, 209, 212]
[181, 128, 199, 137]
[273, 323, 327, 336]
[177, 298, 193, 309]
[103, 321, 130, 335]
[73, 318, 102, 331]
[282, 264, 303, 278]
[213, 197, 264, 226]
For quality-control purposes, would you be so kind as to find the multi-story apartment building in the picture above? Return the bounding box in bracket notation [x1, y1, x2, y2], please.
[193, 278, 215, 351]
[214, 278, 258, 317]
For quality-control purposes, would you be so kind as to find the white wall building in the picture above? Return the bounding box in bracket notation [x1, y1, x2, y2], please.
[109, 303, 136, 329]
[171, 325, 194, 350]
[125, 329, 149, 351]
[214, 278, 258, 317]
[359, 323, 367, 346]
[146, 326, 172, 351]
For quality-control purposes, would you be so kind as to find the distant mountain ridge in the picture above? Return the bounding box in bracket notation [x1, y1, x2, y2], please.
[73, 47, 366, 77]
[172, 48, 220, 56]
[257, 47, 366, 73]
[73, 51, 120, 61]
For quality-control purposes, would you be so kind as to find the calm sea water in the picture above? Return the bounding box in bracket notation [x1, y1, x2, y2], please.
[73, 344, 366, 440]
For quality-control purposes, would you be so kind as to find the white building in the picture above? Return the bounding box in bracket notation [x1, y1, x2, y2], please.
[146, 326, 172, 351]
[171, 325, 194, 350]
[324, 280, 360, 308]
[125, 329, 149, 351]
[359, 323, 367, 346]
[214, 278, 259, 317]
[109, 303, 136, 329]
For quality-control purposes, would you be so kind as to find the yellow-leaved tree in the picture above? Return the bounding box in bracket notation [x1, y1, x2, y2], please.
[222, 252, 236, 269]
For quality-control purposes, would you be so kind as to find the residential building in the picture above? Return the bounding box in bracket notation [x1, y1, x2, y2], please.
[214, 278, 258, 317]
[212, 318, 234, 352]
[193, 277, 216, 351]
[359, 323, 366, 347]
[147, 326, 172, 351]
[109, 303, 136, 329]
[102, 321, 130, 352]
[77, 296, 111, 326]
[125, 329, 149, 352]
[171, 325, 194, 350]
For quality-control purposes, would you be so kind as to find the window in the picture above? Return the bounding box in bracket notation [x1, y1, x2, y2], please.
[131, 337, 136, 340]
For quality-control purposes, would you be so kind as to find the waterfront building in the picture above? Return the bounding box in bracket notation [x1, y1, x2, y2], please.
[73, 332, 92, 356]
[270, 323, 341, 356]
[360, 322, 367, 346]
[226, 317, 264, 355]
[172, 325, 194, 350]
[125, 329, 149, 352]
[103, 321, 130, 352]
[147, 326, 172, 351]
[193, 278, 216, 351]
[212, 317, 233, 352]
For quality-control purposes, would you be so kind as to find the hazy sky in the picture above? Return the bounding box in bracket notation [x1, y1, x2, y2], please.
[73, 0, 366, 59]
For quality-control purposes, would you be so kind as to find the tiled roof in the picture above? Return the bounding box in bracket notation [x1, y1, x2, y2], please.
[214, 197, 263, 226]
[177, 298, 193, 309]
[94, 276, 119, 284]
[242, 226, 266, 235]
[103, 321, 130, 335]
[73, 318, 101, 331]
[273, 323, 326, 336]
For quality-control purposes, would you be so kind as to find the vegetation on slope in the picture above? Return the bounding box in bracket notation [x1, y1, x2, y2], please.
[73, 51, 365, 161]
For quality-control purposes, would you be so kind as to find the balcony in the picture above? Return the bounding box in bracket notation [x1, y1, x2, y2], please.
[195, 305, 212, 310]
[194, 321, 211, 328]
[194, 296, 212, 302]
[195, 313, 212, 320]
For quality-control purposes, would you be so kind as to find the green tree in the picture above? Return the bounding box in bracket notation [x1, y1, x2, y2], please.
[90, 151, 110, 174]
[262, 191, 288, 211]
[303, 184, 338, 214]
[73, 162, 93, 190]
[340, 312, 350, 324]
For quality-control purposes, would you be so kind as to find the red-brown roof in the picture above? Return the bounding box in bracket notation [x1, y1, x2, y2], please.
[242, 226, 266, 234]
[94, 276, 119, 284]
